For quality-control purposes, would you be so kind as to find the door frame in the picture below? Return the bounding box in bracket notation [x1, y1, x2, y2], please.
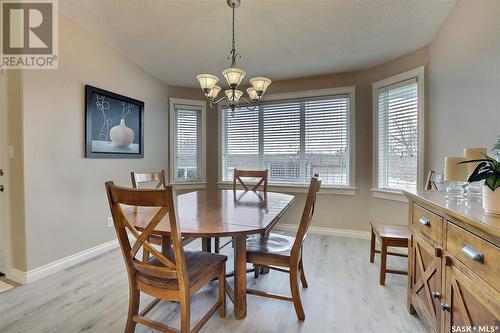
[0, 68, 12, 275]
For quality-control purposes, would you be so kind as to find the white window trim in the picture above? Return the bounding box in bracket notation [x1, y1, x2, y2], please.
[217, 86, 356, 192]
[169, 98, 207, 190]
[371, 189, 409, 203]
[371, 66, 425, 200]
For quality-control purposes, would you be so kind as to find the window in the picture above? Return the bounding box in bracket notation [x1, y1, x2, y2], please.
[220, 88, 354, 187]
[373, 67, 424, 193]
[169, 98, 206, 185]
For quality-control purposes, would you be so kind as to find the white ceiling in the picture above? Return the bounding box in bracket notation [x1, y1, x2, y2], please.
[60, 0, 456, 87]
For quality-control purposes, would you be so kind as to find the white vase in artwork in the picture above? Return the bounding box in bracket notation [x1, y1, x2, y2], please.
[109, 118, 134, 147]
[482, 186, 500, 216]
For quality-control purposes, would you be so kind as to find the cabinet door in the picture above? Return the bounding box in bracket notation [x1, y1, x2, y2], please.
[444, 262, 500, 332]
[411, 235, 443, 333]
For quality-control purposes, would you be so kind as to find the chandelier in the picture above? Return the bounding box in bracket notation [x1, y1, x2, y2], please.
[196, 0, 271, 111]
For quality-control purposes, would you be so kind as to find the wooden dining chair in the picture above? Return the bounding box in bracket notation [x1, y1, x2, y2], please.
[131, 170, 168, 189]
[214, 169, 270, 254]
[369, 170, 440, 285]
[244, 174, 321, 321]
[105, 182, 227, 333]
[425, 170, 443, 190]
[233, 168, 269, 192]
[131, 170, 195, 258]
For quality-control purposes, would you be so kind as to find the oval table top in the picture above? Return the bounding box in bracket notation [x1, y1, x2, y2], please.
[122, 189, 295, 237]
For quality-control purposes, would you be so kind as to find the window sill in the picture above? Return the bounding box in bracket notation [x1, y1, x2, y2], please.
[371, 189, 408, 203]
[218, 182, 357, 196]
[172, 182, 207, 190]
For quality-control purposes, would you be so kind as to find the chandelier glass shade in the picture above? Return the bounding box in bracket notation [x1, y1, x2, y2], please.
[225, 89, 243, 105]
[206, 85, 222, 100]
[222, 67, 246, 88]
[196, 74, 219, 94]
[196, 0, 271, 111]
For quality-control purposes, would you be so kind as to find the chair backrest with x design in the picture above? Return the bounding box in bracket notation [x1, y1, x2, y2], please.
[425, 170, 442, 191]
[292, 174, 321, 258]
[105, 182, 188, 292]
[131, 170, 167, 189]
[233, 169, 269, 192]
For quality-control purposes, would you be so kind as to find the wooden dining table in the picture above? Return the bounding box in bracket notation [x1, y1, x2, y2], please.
[122, 189, 295, 319]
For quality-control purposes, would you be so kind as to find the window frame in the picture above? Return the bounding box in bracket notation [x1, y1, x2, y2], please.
[217, 87, 356, 195]
[169, 98, 207, 189]
[372, 66, 425, 200]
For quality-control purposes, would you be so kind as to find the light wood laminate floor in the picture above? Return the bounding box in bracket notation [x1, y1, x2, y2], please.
[0, 234, 425, 333]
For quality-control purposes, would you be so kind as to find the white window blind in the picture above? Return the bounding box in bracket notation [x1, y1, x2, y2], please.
[377, 78, 419, 191]
[221, 95, 351, 186]
[174, 105, 202, 182]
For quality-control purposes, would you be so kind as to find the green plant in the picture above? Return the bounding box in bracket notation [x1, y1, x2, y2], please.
[459, 155, 500, 191]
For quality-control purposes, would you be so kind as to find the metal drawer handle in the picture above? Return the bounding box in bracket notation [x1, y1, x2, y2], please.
[432, 291, 441, 300]
[440, 302, 451, 312]
[461, 244, 484, 264]
[419, 217, 430, 227]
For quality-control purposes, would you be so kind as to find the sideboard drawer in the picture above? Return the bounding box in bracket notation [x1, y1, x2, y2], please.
[446, 222, 500, 289]
[412, 204, 443, 245]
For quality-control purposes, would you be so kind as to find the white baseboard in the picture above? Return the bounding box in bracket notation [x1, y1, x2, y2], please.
[6, 238, 119, 285]
[4, 226, 369, 285]
[275, 223, 371, 240]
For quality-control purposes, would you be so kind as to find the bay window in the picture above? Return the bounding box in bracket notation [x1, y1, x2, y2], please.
[220, 88, 355, 187]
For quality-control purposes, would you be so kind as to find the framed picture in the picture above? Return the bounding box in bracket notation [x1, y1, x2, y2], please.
[85, 85, 144, 158]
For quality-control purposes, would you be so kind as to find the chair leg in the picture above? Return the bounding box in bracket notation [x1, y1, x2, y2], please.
[289, 264, 305, 321]
[125, 288, 140, 333]
[219, 264, 226, 318]
[142, 249, 150, 262]
[180, 298, 190, 333]
[202, 238, 212, 252]
[380, 239, 388, 286]
[254, 264, 260, 278]
[214, 237, 220, 254]
[299, 257, 308, 288]
[370, 227, 376, 263]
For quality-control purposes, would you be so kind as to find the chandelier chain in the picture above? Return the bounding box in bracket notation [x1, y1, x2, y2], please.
[197, 0, 271, 111]
[230, 3, 237, 67]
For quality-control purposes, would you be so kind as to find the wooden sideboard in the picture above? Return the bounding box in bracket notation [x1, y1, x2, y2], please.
[404, 190, 500, 333]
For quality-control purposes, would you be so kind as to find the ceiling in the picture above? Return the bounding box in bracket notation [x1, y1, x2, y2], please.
[60, 0, 456, 88]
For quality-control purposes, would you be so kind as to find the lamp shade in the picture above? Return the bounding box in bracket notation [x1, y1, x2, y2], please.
[246, 87, 259, 102]
[463, 147, 487, 173]
[207, 85, 221, 101]
[250, 77, 271, 96]
[222, 67, 246, 88]
[225, 89, 243, 105]
[444, 157, 467, 182]
[196, 74, 219, 93]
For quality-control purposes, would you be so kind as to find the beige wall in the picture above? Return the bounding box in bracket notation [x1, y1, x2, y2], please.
[7, 70, 27, 271]
[14, 14, 170, 270]
[428, 0, 500, 172]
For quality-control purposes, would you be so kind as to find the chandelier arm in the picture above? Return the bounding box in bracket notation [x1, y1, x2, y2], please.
[208, 96, 228, 108]
[240, 97, 258, 106]
[238, 97, 259, 111]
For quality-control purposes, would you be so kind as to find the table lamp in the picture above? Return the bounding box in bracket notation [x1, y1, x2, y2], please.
[464, 148, 487, 199]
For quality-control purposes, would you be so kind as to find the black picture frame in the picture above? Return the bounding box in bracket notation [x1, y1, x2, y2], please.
[85, 85, 144, 158]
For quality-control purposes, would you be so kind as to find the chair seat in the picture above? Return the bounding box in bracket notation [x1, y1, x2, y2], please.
[137, 250, 227, 289]
[246, 233, 296, 259]
[370, 222, 410, 240]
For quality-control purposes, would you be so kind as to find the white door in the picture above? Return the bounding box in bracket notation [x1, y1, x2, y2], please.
[0, 69, 11, 274]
